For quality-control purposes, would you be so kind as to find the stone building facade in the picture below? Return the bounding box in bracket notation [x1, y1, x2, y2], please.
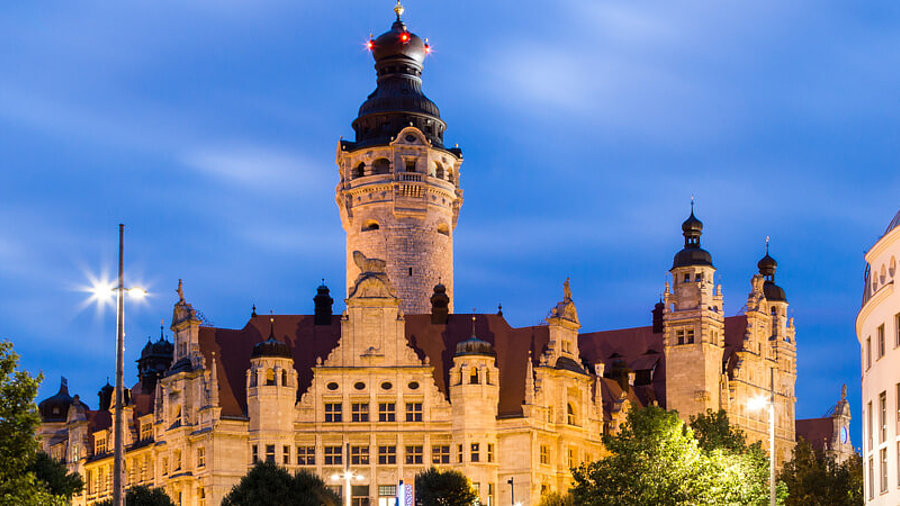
[37, 5, 799, 506]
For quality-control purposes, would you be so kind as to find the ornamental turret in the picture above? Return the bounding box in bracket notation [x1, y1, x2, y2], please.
[247, 317, 297, 444]
[336, 4, 463, 315]
[663, 203, 725, 419]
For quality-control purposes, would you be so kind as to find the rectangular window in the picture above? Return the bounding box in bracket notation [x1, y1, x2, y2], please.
[567, 447, 575, 469]
[897, 383, 900, 434]
[881, 392, 887, 444]
[378, 403, 396, 422]
[378, 445, 396, 465]
[405, 402, 423, 422]
[867, 337, 872, 370]
[325, 403, 343, 423]
[686, 329, 694, 344]
[140, 423, 152, 441]
[470, 443, 480, 463]
[897, 442, 900, 489]
[676, 329, 684, 345]
[297, 446, 315, 466]
[432, 445, 450, 464]
[405, 445, 423, 465]
[283, 445, 291, 465]
[351, 445, 369, 465]
[162, 456, 169, 475]
[868, 402, 873, 452]
[197, 447, 206, 468]
[896, 313, 900, 348]
[324, 446, 343, 466]
[266, 445, 276, 464]
[881, 448, 888, 493]
[352, 403, 369, 422]
[352, 485, 370, 506]
[488, 483, 495, 506]
[878, 324, 886, 359]
[378, 485, 397, 506]
[540, 445, 549, 465]
[683, 273, 690, 282]
[96, 437, 107, 455]
[487, 443, 494, 463]
[457, 444, 464, 463]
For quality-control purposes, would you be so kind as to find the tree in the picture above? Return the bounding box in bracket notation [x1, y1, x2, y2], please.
[222, 461, 339, 506]
[0, 339, 68, 506]
[414, 467, 477, 506]
[95, 486, 176, 506]
[537, 491, 573, 506]
[572, 405, 781, 506]
[779, 439, 863, 506]
[28, 451, 83, 500]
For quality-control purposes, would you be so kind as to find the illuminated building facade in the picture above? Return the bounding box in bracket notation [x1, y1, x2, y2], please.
[858, 209, 900, 504]
[37, 5, 799, 506]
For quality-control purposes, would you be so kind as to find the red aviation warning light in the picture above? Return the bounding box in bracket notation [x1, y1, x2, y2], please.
[424, 37, 432, 55]
[400, 32, 410, 43]
[366, 39, 374, 51]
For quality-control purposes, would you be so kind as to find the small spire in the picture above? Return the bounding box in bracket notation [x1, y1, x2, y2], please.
[269, 315, 276, 340]
[471, 315, 477, 339]
[159, 319, 164, 341]
[251, 304, 257, 317]
[765, 235, 770, 254]
[690, 194, 695, 213]
[393, 0, 404, 19]
[497, 303, 503, 316]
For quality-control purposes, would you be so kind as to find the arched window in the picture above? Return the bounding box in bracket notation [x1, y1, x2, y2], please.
[470, 368, 479, 384]
[447, 170, 454, 183]
[362, 220, 380, 232]
[567, 403, 576, 425]
[352, 162, 365, 178]
[249, 371, 257, 387]
[437, 223, 450, 237]
[373, 158, 391, 174]
[434, 162, 444, 179]
[265, 369, 275, 386]
[281, 369, 288, 387]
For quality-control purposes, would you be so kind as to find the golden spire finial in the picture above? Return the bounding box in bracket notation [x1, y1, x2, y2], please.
[394, 0, 405, 19]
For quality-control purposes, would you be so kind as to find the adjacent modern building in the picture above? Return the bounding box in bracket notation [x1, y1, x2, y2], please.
[858, 209, 900, 504]
[37, 5, 800, 506]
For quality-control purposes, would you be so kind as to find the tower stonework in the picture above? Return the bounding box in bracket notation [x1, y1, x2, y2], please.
[663, 209, 726, 419]
[336, 9, 462, 315]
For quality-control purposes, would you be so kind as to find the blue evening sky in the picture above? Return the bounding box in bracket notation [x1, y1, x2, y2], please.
[2, 1, 898, 447]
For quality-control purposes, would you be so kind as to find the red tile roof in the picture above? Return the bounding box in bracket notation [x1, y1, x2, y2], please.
[796, 417, 834, 452]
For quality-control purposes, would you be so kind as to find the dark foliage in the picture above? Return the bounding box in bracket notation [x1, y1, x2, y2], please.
[414, 467, 477, 506]
[222, 461, 339, 506]
[779, 439, 863, 506]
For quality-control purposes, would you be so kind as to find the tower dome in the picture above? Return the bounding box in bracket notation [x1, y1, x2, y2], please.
[351, 2, 446, 148]
[672, 206, 713, 269]
[252, 318, 293, 359]
[38, 377, 88, 422]
[313, 281, 334, 325]
[758, 244, 786, 302]
[455, 316, 495, 357]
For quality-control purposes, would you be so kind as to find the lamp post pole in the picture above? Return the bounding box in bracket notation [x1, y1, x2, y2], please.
[507, 477, 514, 506]
[768, 367, 775, 506]
[113, 224, 125, 506]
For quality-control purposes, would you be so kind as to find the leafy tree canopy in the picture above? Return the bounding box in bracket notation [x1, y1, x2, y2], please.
[537, 491, 573, 506]
[95, 485, 176, 506]
[222, 461, 339, 506]
[28, 452, 83, 500]
[0, 340, 68, 505]
[414, 467, 477, 506]
[779, 439, 863, 506]
[572, 405, 783, 506]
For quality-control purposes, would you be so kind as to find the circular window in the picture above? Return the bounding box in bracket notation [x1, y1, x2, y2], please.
[405, 135, 417, 142]
[408, 381, 419, 390]
[381, 381, 393, 390]
[354, 382, 366, 390]
[326, 382, 339, 391]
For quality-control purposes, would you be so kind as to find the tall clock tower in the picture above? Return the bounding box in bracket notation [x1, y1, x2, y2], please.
[335, 3, 463, 315]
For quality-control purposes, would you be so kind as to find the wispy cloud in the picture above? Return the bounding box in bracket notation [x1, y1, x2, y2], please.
[180, 145, 326, 193]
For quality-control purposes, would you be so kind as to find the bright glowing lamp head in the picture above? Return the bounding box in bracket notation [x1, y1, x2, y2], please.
[88, 279, 115, 305]
[355, 473, 364, 480]
[366, 39, 374, 51]
[331, 473, 340, 481]
[747, 395, 768, 412]
[127, 287, 148, 299]
[514, 502, 523, 506]
[400, 32, 409, 43]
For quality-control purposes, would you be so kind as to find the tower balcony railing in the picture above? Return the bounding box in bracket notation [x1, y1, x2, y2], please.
[399, 172, 423, 182]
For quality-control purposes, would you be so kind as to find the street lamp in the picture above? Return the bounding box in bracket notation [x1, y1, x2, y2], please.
[748, 367, 776, 506]
[86, 225, 146, 506]
[506, 477, 522, 506]
[331, 443, 364, 506]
